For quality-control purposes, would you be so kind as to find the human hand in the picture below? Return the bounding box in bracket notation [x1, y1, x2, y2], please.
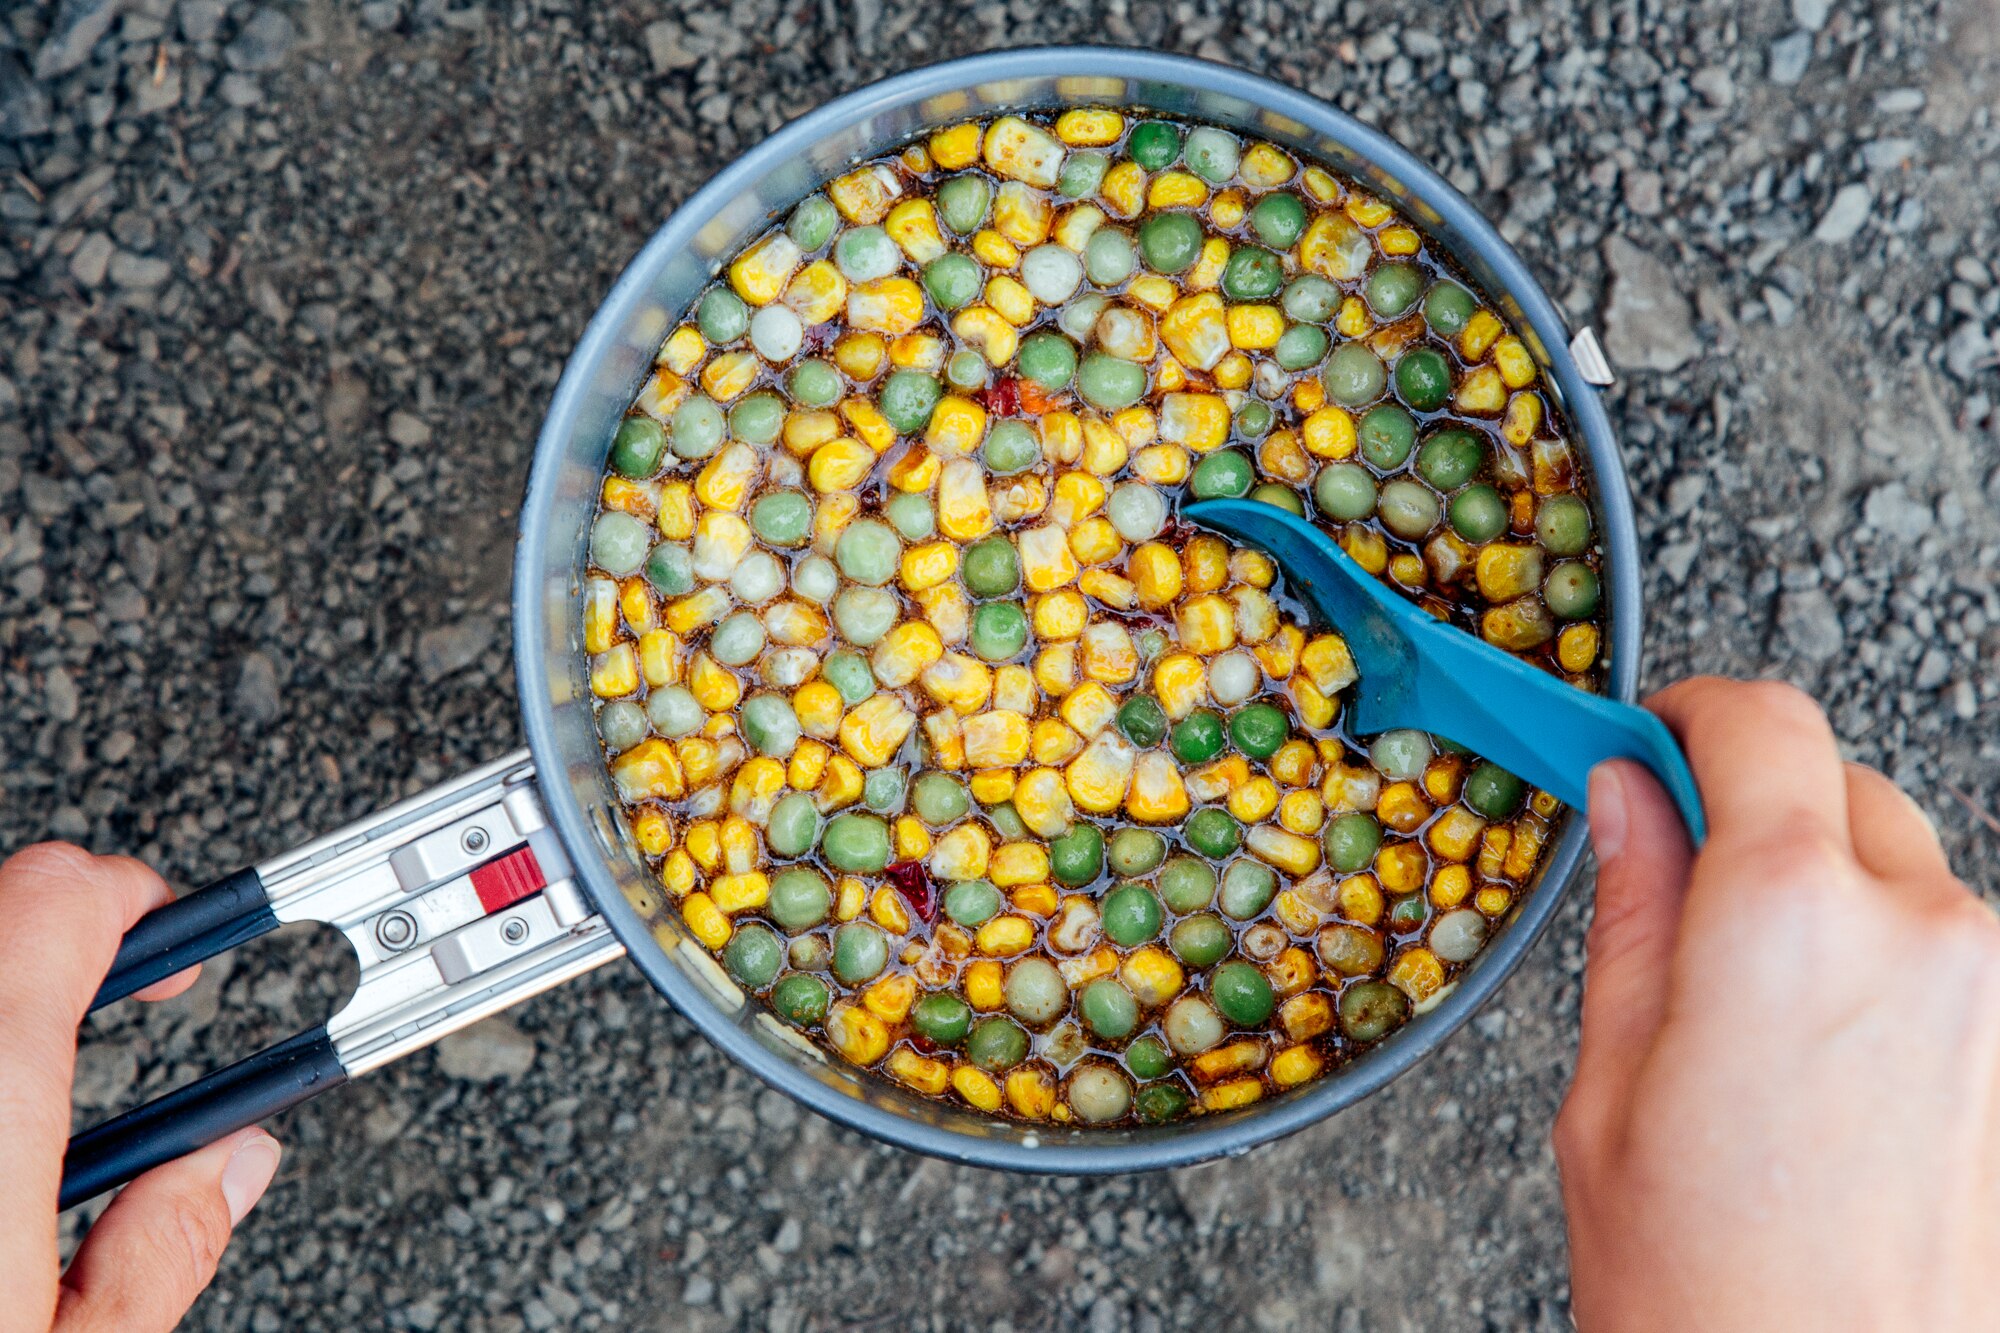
[1556, 678, 1996, 1331]
[1, 844, 281, 1333]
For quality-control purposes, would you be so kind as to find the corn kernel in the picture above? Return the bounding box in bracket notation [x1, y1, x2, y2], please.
[1271, 1044, 1327, 1088]
[1159, 292, 1229, 371]
[990, 841, 1050, 887]
[1200, 1078, 1264, 1112]
[929, 122, 981, 169]
[1006, 1067, 1057, 1120]
[1430, 864, 1472, 909]
[711, 871, 770, 916]
[1460, 309, 1503, 361]
[1176, 593, 1238, 654]
[975, 914, 1036, 956]
[1055, 108, 1124, 146]
[1558, 623, 1601, 674]
[591, 643, 639, 698]
[611, 738, 685, 802]
[1301, 212, 1370, 280]
[1278, 790, 1325, 836]
[1127, 751, 1191, 823]
[1012, 884, 1058, 918]
[936, 459, 994, 541]
[1376, 841, 1428, 895]
[1185, 535, 1229, 592]
[839, 694, 917, 767]
[982, 115, 1064, 188]
[728, 232, 801, 306]
[1120, 946, 1184, 1006]
[963, 711, 1032, 768]
[1100, 160, 1145, 217]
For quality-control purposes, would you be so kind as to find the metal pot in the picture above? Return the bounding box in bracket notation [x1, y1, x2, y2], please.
[62, 45, 1635, 1207]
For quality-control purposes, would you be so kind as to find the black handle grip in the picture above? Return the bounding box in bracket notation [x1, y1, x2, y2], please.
[90, 866, 277, 1013]
[61, 1026, 346, 1211]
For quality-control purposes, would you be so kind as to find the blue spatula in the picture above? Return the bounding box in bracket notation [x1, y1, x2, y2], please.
[1182, 499, 1705, 845]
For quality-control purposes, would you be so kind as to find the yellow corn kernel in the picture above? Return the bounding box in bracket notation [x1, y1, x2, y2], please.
[1144, 653, 1204, 720]
[1558, 623, 1601, 675]
[1228, 777, 1279, 825]
[1033, 588, 1090, 641]
[1279, 992, 1334, 1044]
[676, 738, 722, 790]
[1254, 626, 1302, 684]
[990, 841, 1050, 888]
[1209, 187, 1247, 229]
[993, 185, 1052, 249]
[1123, 542, 1181, 612]
[1187, 237, 1231, 293]
[1123, 443, 1188, 488]
[922, 712, 965, 770]
[1301, 213, 1371, 281]
[1127, 751, 1191, 824]
[888, 331, 947, 372]
[1054, 107, 1124, 146]
[610, 739, 685, 803]
[1185, 755, 1250, 805]
[728, 762, 785, 826]
[991, 661, 1034, 713]
[788, 739, 831, 791]
[694, 443, 758, 512]
[583, 578, 619, 654]
[1278, 789, 1326, 836]
[699, 351, 758, 402]
[916, 653, 990, 718]
[781, 259, 847, 325]
[982, 115, 1064, 187]
[1147, 169, 1209, 209]
[1239, 142, 1295, 188]
[1185, 535, 1229, 592]
[634, 629, 679, 688]
[659, 849, 696, 898]
[929, 121, 981, 169]
[1273, 939, 1318, 992]
[781, 683, 838, 744]
[1032, 644, 1078, 698]
[1012, 767, 1076, 838]
[816, 754, 864, 812]
[1152, 391, 1228, 454]
[1058, 682, 1119, 738]
[728, 231, 801, 306]
[826, 875, 863, 923]
[1388, 948, 1447, 1007]
[917, 585, 970, 645]
[1377, 782, 1431, 835]
[658, 326, 705, 375]
[1067, 518, 1125, 571]
[1120, 946, 1184, 1006]
[962, 711, 1031, 769]
[1176, 593, 1238, 654]
[1454, 365, 1507, 416]
[832, 331, 886, 381]
[601, 476, 659, 522]
[1010, 523, 1074, 592]
[646, 477, 693, 538]
[828, 163, 901, 224]
[993, 473, 1049, 526]
[927, 821, 990, 880]
[1488, 333, 1536, 388]
[849, 400, 902, 455]
[895, 815, 931, 862]
[965, 766, 1015, 806]
[870, 621, 944, 690]
[781, 408, 842, 457]
[1454, 307, 1503, 361]
[804, 437, 871, 494]
[967, 226, 1019, 268]
[1476, 544, 1543, 602]
[1066, 732, 1136, 814]
[679, 650, 736, 711]
[825, 1003, 891, 1067]
[681, 892, 731, 949]
[946, 960, 998, 1015]
[1191, 1040, 1268, 1084]
[1429, 864, 1472, 910]
[1271, 1044, 1327, 1088]
[1262, 740, 1313, 790]
[1377, 223, 1421, 256]
[839, 694, 917, 768]
[846, 277, 925, 335]
[946, 1063, 1002, 1112]
[1376, 842, 1427, 896]
[881, 197, 946, 263]
[1222, 304, 1281, 351]
[591, 643, 639, 699]
[1078, 569, 1136, 610]
[1302, 404, 1359, 460]
[924, 394, 988, 457]
[1126, 274, 1177, 311]
[1472, 885, 1512, 917]
[1159, 292, 1229, 371]
[1004, 1066, 1055, 1120]
[1030, 718, 1082, 766]
[630, 805, 675, 858]
[881, 1046, 948, 1097]
[1100, 159, 1146, 217]
[975, 914, 1036, 957]
[684, 819, 721, 871]
[711, 870, 769, 916]
[936, 459, 994, 541]
[1080, 622, 1138, 684]
[1199, 1078, 1264, 1112]
[1011, 884, 1058, 918]
[1426, 807, 1487, 863]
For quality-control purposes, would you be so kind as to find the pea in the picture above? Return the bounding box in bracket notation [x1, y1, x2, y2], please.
[1059, 150, 1110, 198]
[983, 419, 1041, 475]
[862, 766, 906, 813]
[878, 370, 943, 435]
[1275, 323, 1329, 371]
[945, 348, 987, 392]
[984, 802, 1028, 841]
[590, 512, 650, 576]
[1423, 280, 1478, 335]
[922, 253, 983, 310]
[741, 694, 800, 757]
[1370, 728, 1433, 781]
[967, 1016, 1030, 1072]
[1003, 958, 1069, 1027]
[1158, 856, 1217, 912]
[884, 492, 935, 542]
[1127, 120, 1182, 170]
[730, 551, 785, 604]
[1317, 923, 1384, 976]
[1464, 762, 1526, 818]
[789, 934, 830, 972]
[788, 358, 842, 407]
[1249, 482, 1305, 516]
[1322, 813, 1383, 873]
[746, 489, 811, 549]
[643, 541, 694, 595]
[1101, 883, 1165, 947]
[669, 395, 725, 460]
[1388, 893, 1428, 933]
[912, 772, 971, 826]
[1060, 294, 1112, 343]
[1218, 859, 1278, 920]
[764, 860, 828, 924]
[937, 175, 992, 234]
[1163, 711, 1219, 767]
[1546, 561, 1600, 618]
[911, 991, 973, 1046]
[1107, 482, 1167, 542]
[1135, 1083, 1190, 1124]
[1169, 913, 1232, 968]
[709, 611, 765, 666]
[821, 649, 875, 705]
[1079, 978, 1140, 1041]
[1417, 428, 1484, 490]
[835, 519, 901, 586]
[1431, 908, 1488, 964]
[969, 602, 1030, 662]
[786, 194, 838, 250]
[645, 685, 702, 737]
[1069, 1063, 1134, 1123]
[1536, 494, 1593, 555]
[1136, 212, 1203, 274]
[1220, 245, 1284, 301]
[1338, 979, 1411, 1042]
[696, 288, 749, 344]
[770, 973, 829, 1027]
[1190, 450, 1254, 500]
[1449, 485, 1509, 542]
[943, 879, 1003, 927]
[1111, 696, 1165, 749]
[1234, 399, 1274, 438]
[792, 555, 838, 603]
[1365, 263, 1424, 318]
[1250, 192, 1308, 249]
[1183, 808, 1241, 859]
[1083, 228, 1136, 286]
[1017, 331, 1078, 390]
[961, 535, 1021, 598]
[822, 813, 890, 873]
[1378, 479, 1441, 540]
[1315, 463, 1378, 521]
[766, 792, 820, 859]
[610, 416, 666, 479]
[1077, 353, 1149, 411]
[1210, 961, 1274, 1026]
[1126, 1036, 1173, 1080]
[833, 225, 899, 282]
[1228, 702, 1288, 759]
[1324, 343, 1387, 407]
[729, 391, 784, 445]
[1050, 823, 1104, 887]
[1108, 827, 1167, 877]
[1182, 125, 1240, 183]
[1358, 405, 1417, 470]
[831, 922, 889, 985]
[1282, 274, 1341, 323]
[1395, 348, 1452, 412]
[723, 925, 783, 989]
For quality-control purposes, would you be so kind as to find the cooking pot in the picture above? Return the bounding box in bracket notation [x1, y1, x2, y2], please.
[61, 45, 1636, 1209]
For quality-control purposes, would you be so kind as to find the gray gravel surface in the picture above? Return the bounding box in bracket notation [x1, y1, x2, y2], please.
[5, 0, 1998, 1328]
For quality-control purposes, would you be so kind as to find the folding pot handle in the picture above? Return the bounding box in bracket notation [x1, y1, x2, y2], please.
[63, 750, 625, 1210]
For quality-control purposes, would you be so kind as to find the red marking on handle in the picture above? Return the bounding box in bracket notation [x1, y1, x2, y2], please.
[470, 846, 546, 914]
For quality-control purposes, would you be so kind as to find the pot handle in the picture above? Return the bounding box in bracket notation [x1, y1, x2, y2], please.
[62, 750, 626, 1211]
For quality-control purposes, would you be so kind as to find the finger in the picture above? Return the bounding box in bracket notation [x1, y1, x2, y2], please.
[54, 1128, 281, 1333]
[1568, 759, 1696, 1124]
[130, 963, 203, 1004]
[1647, 677, 1852, 858]
[1844, 762, 1954, 890]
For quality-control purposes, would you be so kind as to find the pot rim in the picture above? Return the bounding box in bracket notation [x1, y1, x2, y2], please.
[514, 45, 1633, 1173]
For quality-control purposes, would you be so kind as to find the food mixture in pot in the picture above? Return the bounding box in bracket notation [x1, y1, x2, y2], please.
[582, 110, 1603, 1126]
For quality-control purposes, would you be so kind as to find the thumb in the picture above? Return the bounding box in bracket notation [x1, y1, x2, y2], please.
[55, 1129, 281, 1333]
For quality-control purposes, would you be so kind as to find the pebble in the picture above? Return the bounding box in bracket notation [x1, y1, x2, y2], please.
[226, 9, 300, 73]
[1791, 0, 1833, 29]
[1601, 237, 1698, 373]
[234, 651, 281, 723]
[387, 410, 433, 447]
[108, 252, 172, 289]
[33, 0, 121, 80]
[1778, 588, 1845, 663]
[1813, 184, 1873, 243]
[434, 1017, 538, 1080]
[1768, 32, 1812, 85]
[68, 232, 113, 287]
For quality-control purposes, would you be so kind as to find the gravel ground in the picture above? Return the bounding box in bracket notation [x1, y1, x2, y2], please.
[5, 0, 1998, 1328]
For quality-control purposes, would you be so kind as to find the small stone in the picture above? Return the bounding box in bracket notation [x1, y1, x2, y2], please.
[226, 9, 298, 73]
[1764, 285, 1798, 326]
[1943, 323, 1992, 381]
[1874, 88, 1926, 115]
[1777, 588, 1843, 663]
[435, 1017, 537, 1080]
[179, 0, 227, 42]
[108, 252, 173, 289]
[1914, 649, 1951, 690]
[681, 1276, 715, 1306]
[644, 20, 698, 73]
[34, 0, 123, 80]
[1622, 169, 1663, 217]
[1861, 483, 1933, 541]
[0, 54, 55, 139]
[69, 233, 114, 287]
[1792, 0, 1832, 30]
[1768, 32, 1812, 86]
[234, 651, 281, 723]
[1601, 237, 1698, 373]
[417, 618, 492, 681]
[46, 667, 80, 722]
[387, 410, 432, 447]
[1689, 66, 1734, 107]
[1813, 184, 1872, 243]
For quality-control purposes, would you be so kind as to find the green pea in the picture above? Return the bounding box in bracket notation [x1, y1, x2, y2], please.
[697, 288, 750, 344]
[1158, 856, 1217, 912]
[764, 860, 828, 924]
[1136, 212, 1203, 274]
[1169, 914, 1232, 968]
[1170, 709, 1225, 764]
[967, 1017, 1030, 1072]
[1317, 923, 1384, 976]
[1378, 479, 1441, 540]
[912, 772, 971, 826]
[1049, 823, 1104, 887]
[598, 700, 646, 753]
[1183, 808, 1241, 859]
[590, 512, 650, 575]
[1365, 263, 1424, 318]
[835, 519, 901, 586]
[1322, 813, 1383, 873]
[766, 793, 820, 859]
[945, 348, 987, 392]
[1228, 702, 1289, 759]
[1127, 120, 1182, 170]
[787, 195, 838, 251]
[1017, 331, 1078, 391]
[1358, 404, 1417, 470]
[770, 973, 829, 1027]
[1417, 428, 1484, 490]
[1183, 126, 1241, 183]
[1108, 827, 1167, 877]
[821, 649, 875, 706]
[831, 587, 893, 651]
[969, 602, 1030, 662]
[792, 555, 838, 603]
[750, 490, 813, 548]
[610, 416, 667, 479]
[1282, 274, 1341, 323]
[1545, 561, 1600, 619]
[1315, 462, 1378, 521]
[1113, 484, 1165, 544]
[878, 370, 944, 435]
[742, 694, 800, 757]
[1190, 450, 1254, 500]
[1080, 978, 1140, 1041]
[1210, 961, 1274, 1026]
[1135, 1083, 1190, 1124]
[1535, 495, 1593, 555]
[1083, 228, 1136, 286]
[984, 802, 1028, 841]
[669, 395, 725, 460]
[922, 253, 983, 310]
[1077, 353, 1149, 411]
[1234, 399, 1274, 438]
[782, 355, 841, 407]
[729, 392, 785, 445]
[723, 925, 784, 989]
[643, 540, 694, 595]
[1338, 980, 1410, 1042]
[911, 991, 973, 1047]
[1275, 323, 1329, 371]
[937, 175, 992, 234]
[831, 922, 889, 986]
[1463, 762, 1526, 818]
[862, 766, 906, 813]
[1126, 1036, 1173, 1079]
[1250, 192, 1308, 249]
[645, 685, 701, 738]
[1220, 244, 1284, 301]
[1249, 482, 1305, 516]
[1324, 343, 1387, 407]
[1101, 883, 1165, 947]
[710, 611, 765, 666]
[1059, 150, 1111, 199]
[1117, 695, 1167, 747]
[822, 813, 890, 873]
[1423, 280, 1477, 336]
[1388, 893, 1428, 933]
[1004, 958, 1069, 1027]
[833, 226, 898, 282]
[1218, 859, 1278, 920]
[1395, 348, 1452, 412]
[1449, 485, 1509, 543]
[961, 535, 1021, 598]
[884, 492, 935, 542]
[943, 879, 1003, 928]
[983, 419, 1041, 475]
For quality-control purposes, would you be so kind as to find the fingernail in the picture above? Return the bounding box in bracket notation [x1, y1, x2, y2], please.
[221, 1133, 280, 1224]
[1587, 764, 1627, 863]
